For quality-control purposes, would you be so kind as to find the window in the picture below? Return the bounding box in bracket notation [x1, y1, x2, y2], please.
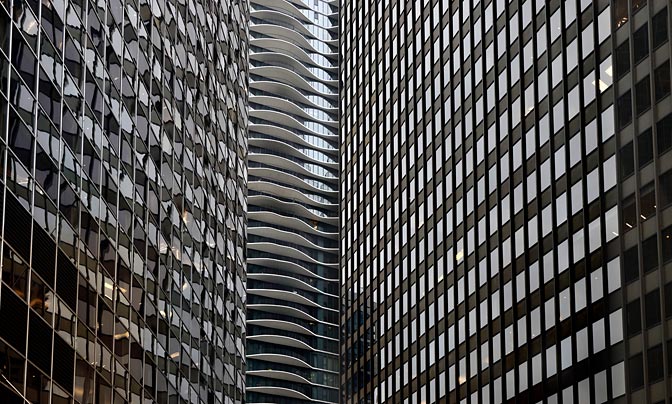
[642, 235, 658, 272]
[617, 90, 632, 129]
[638, 129, 654, 168]
[626, 298, 642, 336]
[614, 0, 628, 28]
[652, 8, 668, 49]
[629, 353, 645, 390]
[633, 24, 649, 64]
[665, 282, 672, 319]
[622, 196, 636, 231]
[624, 246, 639, 283]
[648, 345, 664, 382]
[645, 289, 661, 328]
[661, 226, 672, 263]
[615, 40, 630, 79]
[658, 113, 672, 155]
[619, 142, 635, 177]
[635, 76, 651, 115]
[660, 169, 672, 208]
[640, 182, 656, 220]
[632, 0, 646, 13]
[654, 61, 671, 102]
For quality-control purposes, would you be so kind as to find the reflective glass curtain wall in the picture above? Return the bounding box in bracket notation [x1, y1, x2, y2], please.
[341, 0, 671, 403]
[0, 0, 249, 401]
[246, 0, 340, 403]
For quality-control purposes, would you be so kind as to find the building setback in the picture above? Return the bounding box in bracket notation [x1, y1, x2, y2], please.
[246, 0, 340, 402]
[340, 0, 671, 403]
[0, 0, 248, 401]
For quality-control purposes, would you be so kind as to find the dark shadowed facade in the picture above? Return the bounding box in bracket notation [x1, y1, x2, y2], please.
[0, 0, 249, 402]
[340, 0, 671, 403]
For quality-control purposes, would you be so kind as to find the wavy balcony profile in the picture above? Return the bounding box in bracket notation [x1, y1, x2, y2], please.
[246, 0, 339, 403]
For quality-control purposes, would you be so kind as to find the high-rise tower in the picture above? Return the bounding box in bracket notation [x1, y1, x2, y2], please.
[341, 0, 671, 403]
[0, 0, 249, 402]
[246, 0, 340, 403]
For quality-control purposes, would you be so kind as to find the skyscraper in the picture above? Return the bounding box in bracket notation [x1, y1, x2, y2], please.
[246, 0, 340, 403]
[0, 0, 249, 401]
[341, 1, 670, 403]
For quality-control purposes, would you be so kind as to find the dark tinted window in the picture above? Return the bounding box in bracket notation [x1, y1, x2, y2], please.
[632, 0, 646, 13]
[665, 283, 672, 318]
[627, 298, 642, 336]
[648, 345, 664, 382]
[660, 169, 672, 208]
[633, 24, 649, 64]
[629, 353, 645, 390]
[638, 129, 653, 168]
[622, 195, 637, 231]
[620, 141, 635, 177]
[635, 76, 651, 115]
[624, 245, 639, 283]
[645, 289, 661, 328]
[617, 90, 632, 129]
[662, 226, 672, 263]
[640, 182, 656, 220]
[658, 113, 672, 155]
[653, 8, 669, 49]
[614, 0, 628, 28]
[668, 341, 672, 374]
[615, 40, 631, 79]
[654, 61, 671, 102]
[642, 235, 659, 272]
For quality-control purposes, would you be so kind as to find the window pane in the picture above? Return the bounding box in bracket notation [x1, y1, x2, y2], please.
[638, 129, 654, 168]
[622, 195, 637, 231]
[635, 76, 651, 115]
[633, 24, 649, 64]
[642, 235, 658, 272]
[652, 8, 668, 49]
[619, 142, 635, 177]
[624, 246, 639, 283]
[654, 61, 671, 102]
[662, 226, 672, 263]
[617, 90, 632, 129]
[615, 40, 631, 79]
[626, 298, 641, 336]
[657, 113, 672, 155]
[661, 169, 672, 208]
[640, 182, 656, 220]
[648, 345, 664, 382]
[629, 354, 645, 390]
[614, 0, 628, 28]
[645, 289, 661, 328]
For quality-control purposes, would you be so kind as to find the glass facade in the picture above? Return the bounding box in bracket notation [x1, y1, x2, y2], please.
[0, 0, 249, 401]
[247, 0, 340, 402]
[340, 0, 671, 403]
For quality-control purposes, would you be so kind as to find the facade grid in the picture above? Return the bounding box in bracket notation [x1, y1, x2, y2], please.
[340, 0, 671, 403]
[0, 0, 249, 401]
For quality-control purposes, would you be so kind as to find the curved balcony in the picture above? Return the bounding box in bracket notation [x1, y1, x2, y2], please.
[249, 145, 338, 178]
[248, 295, 339, 321]
[248, 161, 337, 193]
[247, 0, 338, 402]
[247, 192, 338, 223]
[250, 118, 338, 150]
[248, 219, 338, 248]
[248, 359, 339, 386]
[246, 376, 339, 403]
[247, 312, 338, 339]
[249, 133, 338, 166]
[248, 253, 338, 281]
